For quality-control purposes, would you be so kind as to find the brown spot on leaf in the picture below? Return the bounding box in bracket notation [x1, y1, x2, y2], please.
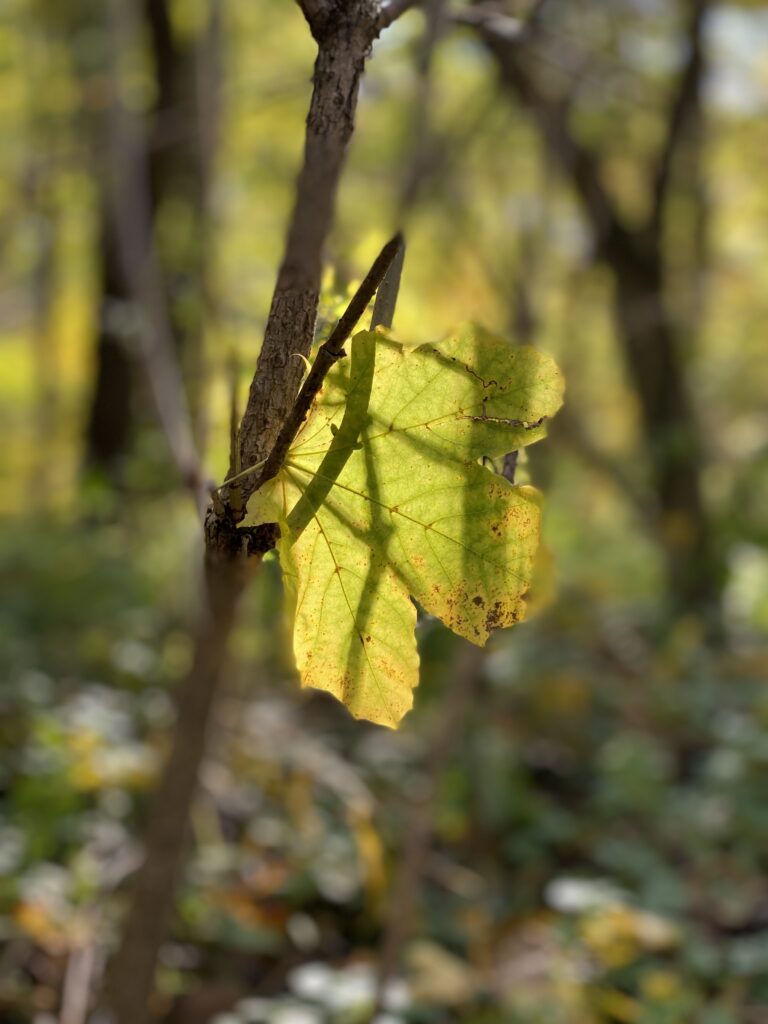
[485, 601, 505, 632]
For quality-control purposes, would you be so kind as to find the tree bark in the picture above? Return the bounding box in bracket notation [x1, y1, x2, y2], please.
[236, 2, 381, 500]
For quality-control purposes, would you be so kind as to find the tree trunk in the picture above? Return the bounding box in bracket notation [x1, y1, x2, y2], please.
[85, 0, 217, 480]
[144, 0, 216, 447]
[610, 239, 721, 614]
[104, 553, 247, 1024]
[85, 204, 134, 482]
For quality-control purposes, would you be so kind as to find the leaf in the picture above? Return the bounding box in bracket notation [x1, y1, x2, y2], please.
[249, 324, 564, 727]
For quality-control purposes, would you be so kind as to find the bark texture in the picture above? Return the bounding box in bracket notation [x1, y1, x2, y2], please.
[236, 2, 382, 498]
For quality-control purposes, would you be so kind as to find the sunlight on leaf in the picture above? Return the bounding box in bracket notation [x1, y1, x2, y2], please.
[249, 324, 564, 727]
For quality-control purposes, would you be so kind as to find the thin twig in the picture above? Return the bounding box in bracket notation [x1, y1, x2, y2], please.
[227, 356, 244, 517]
[253, 233, 404, 492]
[60, 943, 97, 1024]
[370, 238, 405, 330]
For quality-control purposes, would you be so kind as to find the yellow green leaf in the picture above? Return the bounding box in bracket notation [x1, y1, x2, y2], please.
[249, 324, 564, 728]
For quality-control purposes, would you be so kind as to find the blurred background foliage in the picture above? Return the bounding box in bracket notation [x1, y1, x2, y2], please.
[1, 0, 768, 1021]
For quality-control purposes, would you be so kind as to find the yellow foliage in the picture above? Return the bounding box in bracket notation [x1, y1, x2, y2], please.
[14, 901, 91, 955]
[349, 810, 386, 911]
[593, 987, 640, 1023]
[580, 904, 679, 968]
[640, 969, 683, 1002]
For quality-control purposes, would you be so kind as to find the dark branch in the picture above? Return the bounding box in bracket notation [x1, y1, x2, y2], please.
[252, 233, 404, 493]
[650, 0, 709, 231]
[370, 236, 405, 329]
[236, 1, 381, 507]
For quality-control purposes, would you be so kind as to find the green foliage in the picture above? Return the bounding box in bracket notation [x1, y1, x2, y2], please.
[248, 325, 564, 727]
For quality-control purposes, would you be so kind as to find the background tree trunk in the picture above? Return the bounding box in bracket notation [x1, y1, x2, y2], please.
[84, 0, 219, 481]
[85, 203, 135, 482]
[609, 235, 719, 612]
